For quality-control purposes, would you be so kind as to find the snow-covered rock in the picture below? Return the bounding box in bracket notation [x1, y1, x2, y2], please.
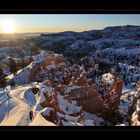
[19, 89, 36, 106]
[102, 73, 114, 85]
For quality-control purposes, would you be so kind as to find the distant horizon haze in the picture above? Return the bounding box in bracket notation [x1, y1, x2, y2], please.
[0, 14, 140, 33]
[0, 24, 139, 35]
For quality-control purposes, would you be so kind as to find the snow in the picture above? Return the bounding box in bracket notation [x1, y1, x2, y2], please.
[118, 88, 137, 125]
[34, 101, 43, 111]
[58, 94, 82, 115]
[34, 50, 48, 62]
[65, 85, 81, 94]
[0, 87, 55, 126]
[6, 51, 49, 86]
[57, 112, 99, 126]
[0, 45, 30, 59]
[0, 92, 31, 126]
[119, 100, 130, 116]
[7, 85, 36, 106]
[135, 88, 140, 98]
[98, 48, 140, 57]
[82, 120, 95, 126]
[64, 114, 79, 122]
[116, 124, 126, 126]
[69, 40, 85, 50]
[9, 85, 33, 96]
[57, 112, 80, 123]
[30, 113, 56, 126]
[136, 100, 140, 112]
[61, 119, 83, 126]
[102, 73, 114, 84]
[46, 64, 57, 70]
[40, 107, 54, 116]
[13, 68, 30, 85]
[40, 86, 53, 97]
[2, 26, 140, 126]
[39, 92, 46, 103]
[19, 89, 36, 106]
[83, 111, 105, 126]
[88, 39, 140, 49]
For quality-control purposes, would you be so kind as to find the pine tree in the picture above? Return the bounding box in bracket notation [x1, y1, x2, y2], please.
[0, 67, 3, 76]
[20, 58, 25, 69]
[9, 58, 17, 75]
[0, 68, 6, 88]
[0, 77, 6, 88]
[29, 56, 34, 63]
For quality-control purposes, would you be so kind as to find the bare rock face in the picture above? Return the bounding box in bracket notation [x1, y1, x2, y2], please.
[41, 107, 58, 123]
[131, 99, 140, 126]
[45, 54, 64, 65]
[39, 84, 60, 113]
[136, 81, 140, 90]
[29, 61, 46, 82]
[55, 84, 67, 95]
[78, 86, 104, 114]
[75, 77, 87, 86]
[130, 82, 140, 126]
[101, 76, 123, 120]
[54, 54, 64, 64]
[63, 74, 123, 121]
[45, 54, 55, 65]
[131, 111, 140, 126]
[64, 85, 104, 114]
[40, 91, 59, 111]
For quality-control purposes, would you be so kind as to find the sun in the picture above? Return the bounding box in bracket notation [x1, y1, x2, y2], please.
[0, 19, 16, 34]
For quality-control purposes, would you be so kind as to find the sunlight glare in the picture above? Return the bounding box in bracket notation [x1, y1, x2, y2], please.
[0, 19, 16, 33]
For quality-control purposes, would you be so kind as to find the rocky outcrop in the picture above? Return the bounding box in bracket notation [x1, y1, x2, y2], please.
[130, 82, 140, 125]
[131, 99, 140, 126]
[62, 74, 123, 121]
[101, 76, 123, 120]
[5, 50, 124, 125]
[136, 81, 140, 90]
[40, 88, 59, 112]
[41, 107, 58, 123]
[45, 54, 64, 65]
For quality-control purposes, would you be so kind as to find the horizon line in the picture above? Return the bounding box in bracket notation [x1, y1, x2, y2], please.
[0, 24, 139, 35]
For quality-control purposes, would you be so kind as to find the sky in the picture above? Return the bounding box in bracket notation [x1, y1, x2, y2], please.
[0, 14, 140, 33]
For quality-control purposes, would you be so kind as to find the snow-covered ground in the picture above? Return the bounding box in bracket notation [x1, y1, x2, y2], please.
[83, 111, 105, 126]
[29, 113, 56, 126]
[0, 86, 56, 126]
[0, 90, 31, 125]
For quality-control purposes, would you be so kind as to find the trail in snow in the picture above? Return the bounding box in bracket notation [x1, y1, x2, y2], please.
[0, 86, 56, 126]
[0, 88, 32, 126]
[0, 95, 32, 126]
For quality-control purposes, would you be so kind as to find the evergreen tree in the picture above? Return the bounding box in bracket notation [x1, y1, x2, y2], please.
[0, 68, 6, 88]
[29, 56, 34, 63]
[0, 77, 6, 88]
[0, 67, 3, 76]
[20, 58, 25, 69]
[9, 58, 17, 75]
